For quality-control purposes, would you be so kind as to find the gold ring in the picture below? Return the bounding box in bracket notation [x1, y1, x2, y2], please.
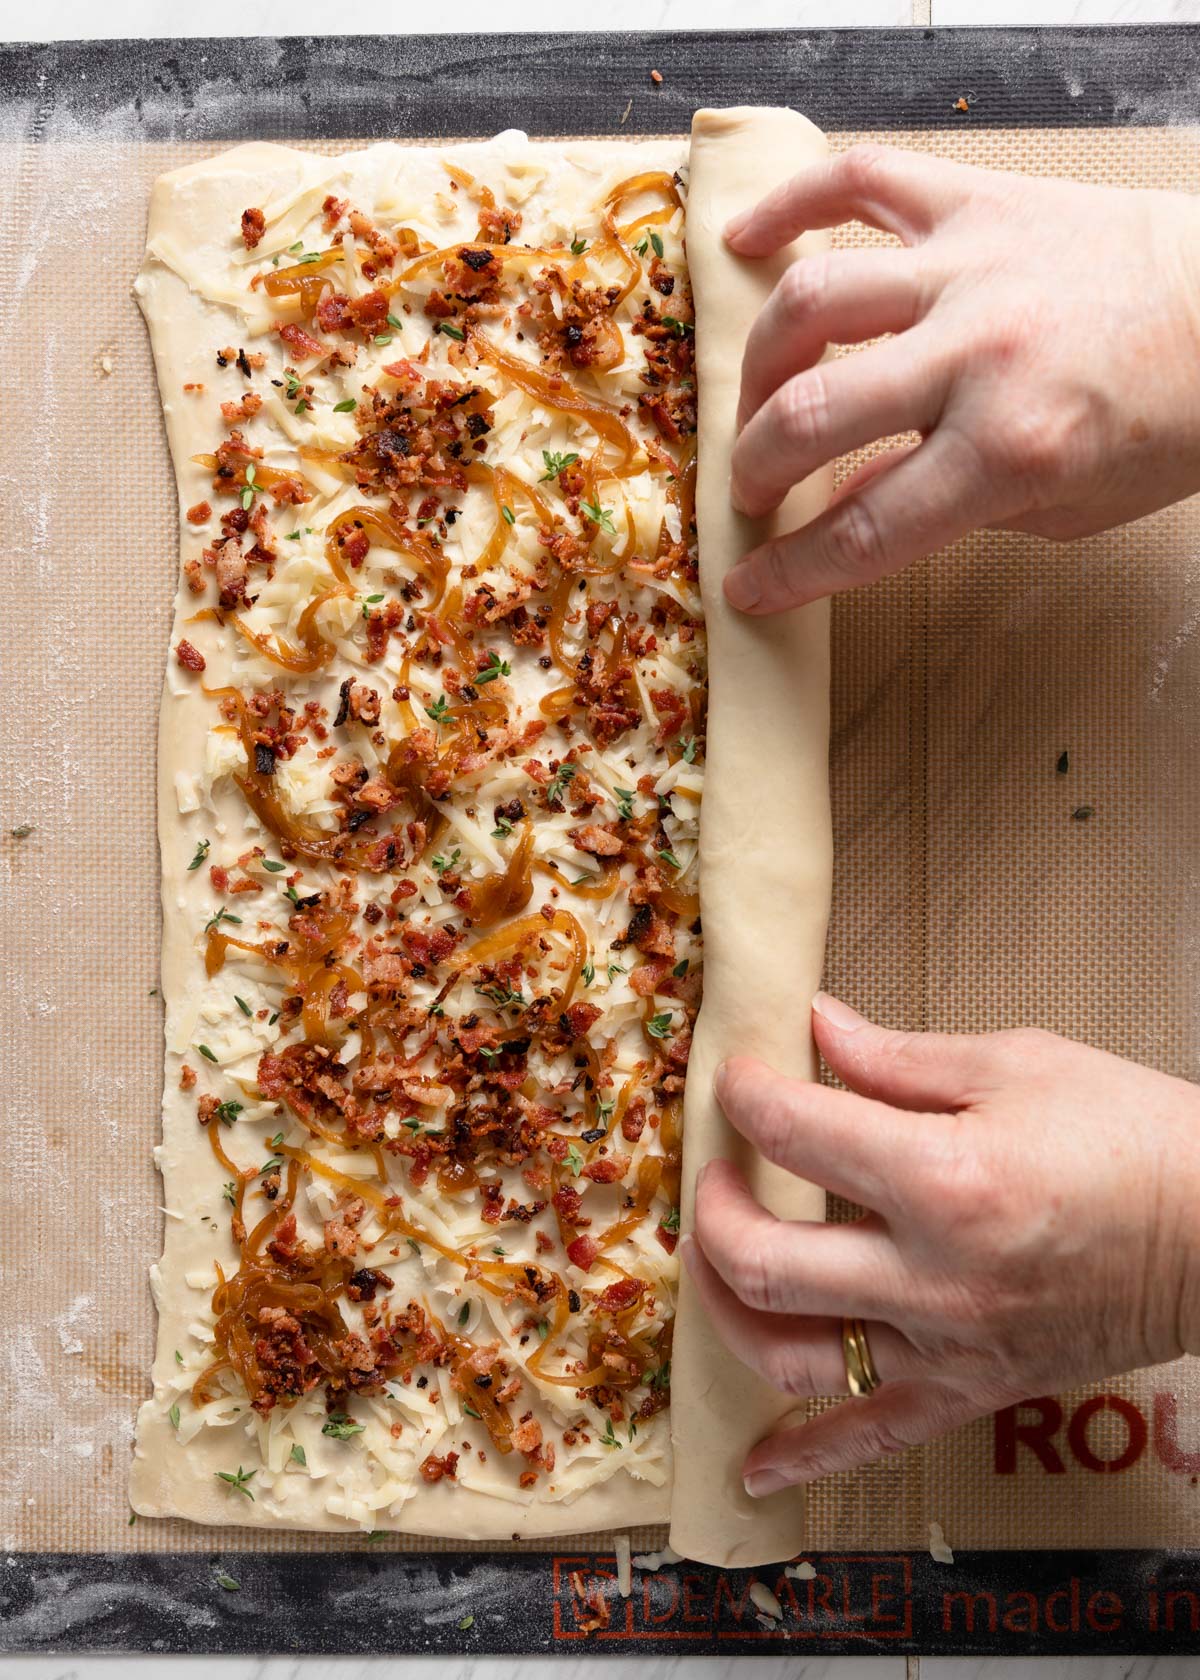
[842, 1318, 882, 1397]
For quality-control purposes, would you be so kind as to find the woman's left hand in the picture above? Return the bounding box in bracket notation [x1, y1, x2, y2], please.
[685, 992, 1200, 1498]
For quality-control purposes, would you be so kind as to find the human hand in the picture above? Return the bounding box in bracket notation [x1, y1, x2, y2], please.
[722, 144, 1200, 613]
[684, 992, 1200, 1497]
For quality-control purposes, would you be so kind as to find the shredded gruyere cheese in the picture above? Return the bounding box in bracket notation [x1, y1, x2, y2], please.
[160, 146, 705, 1525]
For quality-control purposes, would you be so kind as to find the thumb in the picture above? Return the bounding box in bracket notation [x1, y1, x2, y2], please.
[811, 992, 1000, 1113]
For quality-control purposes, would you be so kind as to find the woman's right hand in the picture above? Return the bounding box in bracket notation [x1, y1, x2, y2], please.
[722, 144, 1200, 614]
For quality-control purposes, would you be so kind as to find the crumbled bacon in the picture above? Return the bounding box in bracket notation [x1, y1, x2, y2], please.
[420, 1450, 460, 1482]
[240, 206, 266, 250]
[175, 639, 205, 672]
[186, 500, 212, 525]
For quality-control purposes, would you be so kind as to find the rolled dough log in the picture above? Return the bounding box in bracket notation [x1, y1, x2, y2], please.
[669, 106, 833, 1569]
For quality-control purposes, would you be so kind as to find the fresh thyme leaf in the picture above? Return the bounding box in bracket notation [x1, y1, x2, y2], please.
[657, 847, 681, 870]
[672, 958, 689, 978]
[491, 816, 514, 839]
[646, 1011, 673, 1039]
[596, 1095, 616, 1121]
[234, 995, 252, 1017]
[294, 397, 311, 415]
[536, 1319, 549, 1341]
[174, 1349, 183, 1365]
[458, 1614, 475, 1630]
[425, 695, 451, 723]
[476, 981, 526, 1011]
[261, 859, 286, 872]
[215, 1465, 255, 1500]
[582, 960, 595, 987]
[660, 1206, 681, 1233]
[387, 313, 404, 330]
[613, 787, 635, 821]
[432, 848, 461, 876]
[634, 238, 649, 257]
[197, 1044, 218, 1063]
[679, 736, 697, 763]
[546, 762, 577, 806]
[289, 1443, 307, 1467]
[501, 504, 515, 526]
[188, 838, 211, 871]
[321, 1413, 364, 1441]
[540, 449, 579, 481]
[333, 398, 357, 413]
[564, 1144, 585, 1177]
[463, 1402, 482, 1420]
[599, 1418, 622, 1449]
[215, 1572, 241, 1592]
[581, 498, 617, 535]
[407, 1236, 421, 1254]
[660, 315, 693, 337]
[435, 321, 466, 341]
[650, 231, 664, 259]
[373, 334, 393, 346]
[458, 1301, 471, 1327]
[570, 235, 588, 255]
[607, 962, 626, 982]
[649, 1360, 671, 1391]
[222, 1181, 237, 1206]
[215, 1100, 243, 1125]
[168, 1403, 181, 1430]
[204, 906, 243, 933]
[474, 653, 511, 685]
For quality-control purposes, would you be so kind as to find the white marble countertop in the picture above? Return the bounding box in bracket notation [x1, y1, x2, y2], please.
[4, 1, 1200, 1676]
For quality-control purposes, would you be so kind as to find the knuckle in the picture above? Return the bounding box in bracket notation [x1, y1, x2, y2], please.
[763, 1342, 819, 1398]
[820, 494, 887, 585]
[777, 370, 831, 454]
[758, 540, 802, 608]
[838, 142, 895, 199]
[780, 253, 831, 320]
[994, 1025, 1055, 1065]
[858, 1418, 918, 1462]
[732, 1237, 785, 1313]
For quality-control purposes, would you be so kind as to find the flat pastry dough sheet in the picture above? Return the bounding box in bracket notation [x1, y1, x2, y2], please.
[131, 111, 831, 1553]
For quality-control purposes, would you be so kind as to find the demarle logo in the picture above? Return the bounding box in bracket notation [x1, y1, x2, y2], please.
[995, 1392, 1200, 1475]
[552, 1553, 913, 1640]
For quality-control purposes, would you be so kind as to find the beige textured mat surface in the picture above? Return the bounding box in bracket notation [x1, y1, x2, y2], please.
[3, 124, 1199, 1555]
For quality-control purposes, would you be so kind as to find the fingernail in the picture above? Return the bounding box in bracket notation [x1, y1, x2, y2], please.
[812, 991, 866, 1033]
[724, 565, 762, 613]
[744, 1468, 790, 1499]
[679, 1232, 698, 1273]
[713, 1061, 729, 1103]
[724, 210, 749, 245]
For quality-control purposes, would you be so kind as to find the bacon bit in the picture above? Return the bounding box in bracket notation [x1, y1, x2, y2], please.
[220, 391, 264, 423]
[175, 639, 205, 673]
[182, 382, 205, 394]
[569, 824, 623, 859]
[277, 322, 329, 361]
[420, 1450, 459, 1483]
[582, 1154, 630, 1184]
[649, 68, 664, 83]
[186, 500, 212, 525]
[596, 1277, 646, 1315]
[196, 1094, 219, 1126]
[563, 1001, 602, 1039]
[179, 1064, 197, 1091]
[214, 538, 249, 609]
[621, 1099, 648, 1144]
[511, 1415, 543, 1455]
[567, 1234, 599, 1271]
[629, 957, 669, 998]
[650, 687, 688, 746]
[347, 1266, 395, 1302]
[240, 206, 266, 249]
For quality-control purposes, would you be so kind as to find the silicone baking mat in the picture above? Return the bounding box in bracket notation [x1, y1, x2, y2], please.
[4, 23, 1200, 1657]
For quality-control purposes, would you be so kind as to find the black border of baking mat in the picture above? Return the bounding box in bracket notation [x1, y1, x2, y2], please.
[2, 24, 1200, 137]
[4, 21, 1200, 1659]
